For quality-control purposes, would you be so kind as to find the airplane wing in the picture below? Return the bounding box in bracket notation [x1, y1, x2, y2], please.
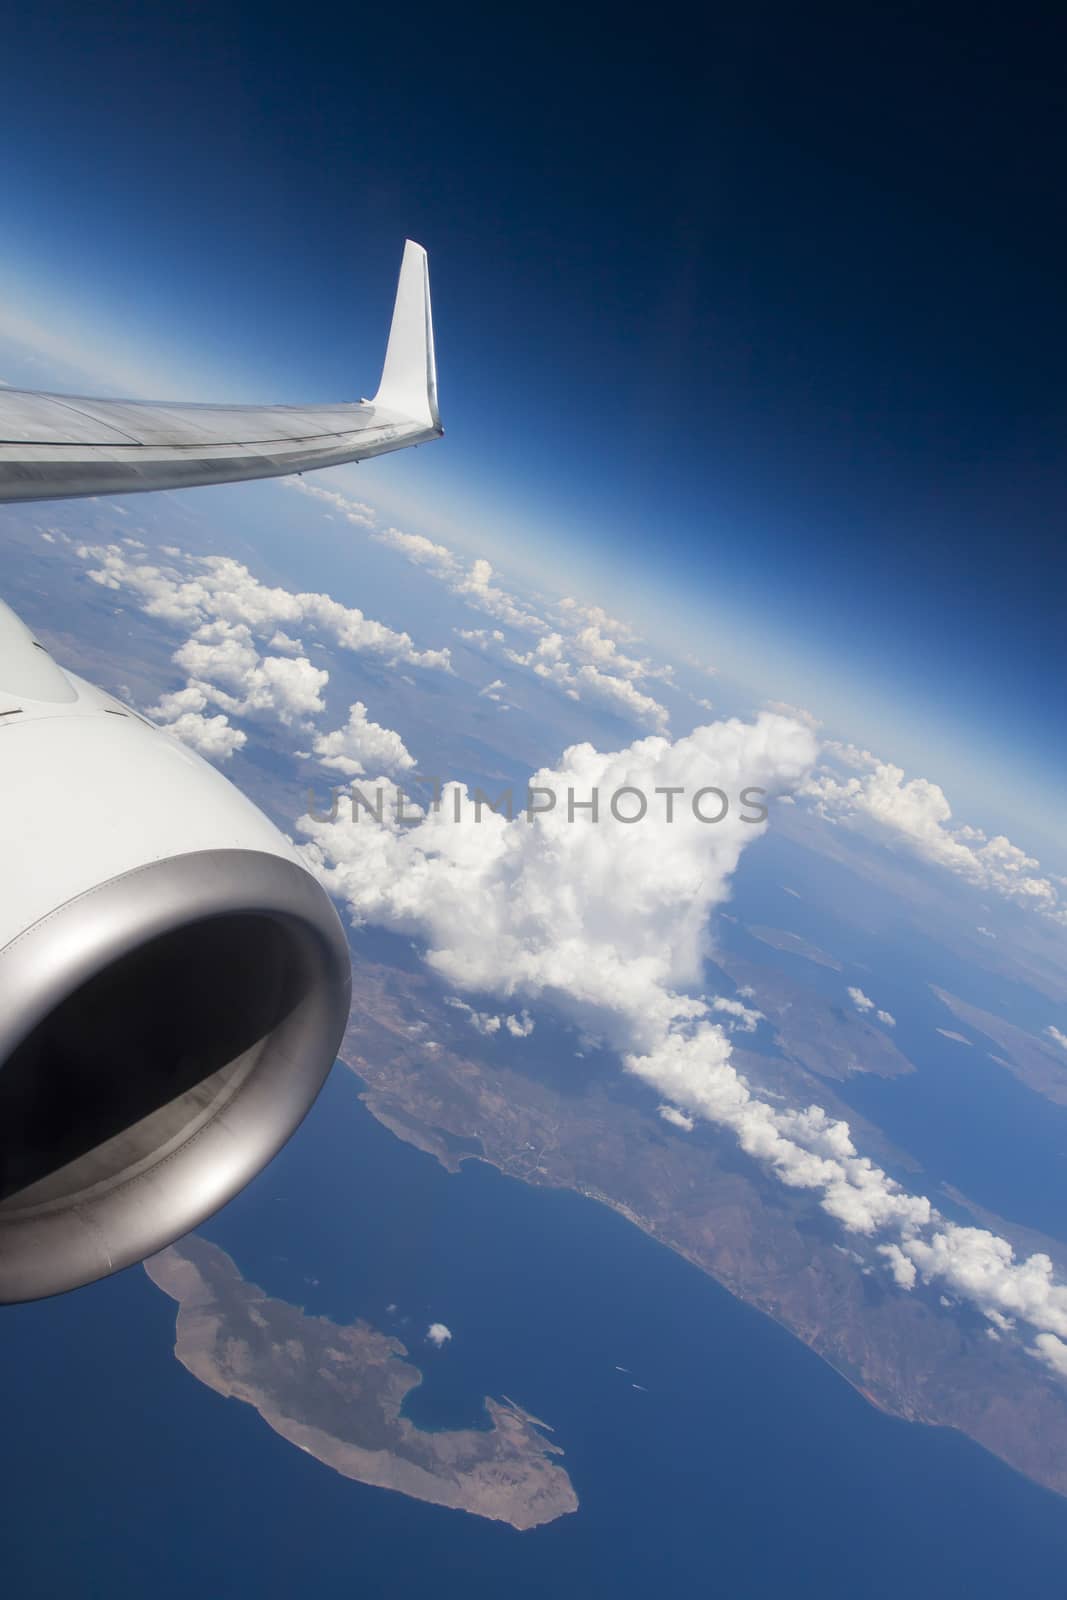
[0, 239, 442, 505]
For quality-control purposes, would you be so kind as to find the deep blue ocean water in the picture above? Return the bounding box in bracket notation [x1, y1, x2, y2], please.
[6, 1069, 1067, 1599]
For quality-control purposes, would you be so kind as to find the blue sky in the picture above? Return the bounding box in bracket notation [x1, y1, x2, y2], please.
[0, 1, 1064, 851]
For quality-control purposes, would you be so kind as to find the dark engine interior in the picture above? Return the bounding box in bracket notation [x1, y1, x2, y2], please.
[0, 912, 312, 1208]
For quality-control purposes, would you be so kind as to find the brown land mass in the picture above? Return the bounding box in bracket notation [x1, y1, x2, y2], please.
[715, 953, 914, 1081]
[145, 1236, 578, 1530]
[341, 957, 1067, 1503]
[933, 987, 1067, 1106]
[746, 925, 843, 970]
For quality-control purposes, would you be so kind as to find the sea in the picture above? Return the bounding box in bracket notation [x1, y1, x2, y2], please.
[6, 1065, 1067, 1599]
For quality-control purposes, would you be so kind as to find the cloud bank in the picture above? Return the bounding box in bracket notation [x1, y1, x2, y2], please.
[291, 480, 674, 731]
[804, 743, 1066, 926]
[76, 539, 448, 757]
[299, 709, 1067, 1381]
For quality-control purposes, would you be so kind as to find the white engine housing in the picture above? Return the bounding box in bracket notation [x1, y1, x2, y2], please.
[0, 600, 351, 1302]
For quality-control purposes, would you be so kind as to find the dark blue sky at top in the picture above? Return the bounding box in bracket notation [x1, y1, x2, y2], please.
[0, 2, 1064, 813]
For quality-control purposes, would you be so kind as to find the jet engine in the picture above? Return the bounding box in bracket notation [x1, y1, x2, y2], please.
[0, 600, 351, 1302]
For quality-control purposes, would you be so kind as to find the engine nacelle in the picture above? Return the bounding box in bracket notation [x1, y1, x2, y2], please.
[0, 600, 351, 1302]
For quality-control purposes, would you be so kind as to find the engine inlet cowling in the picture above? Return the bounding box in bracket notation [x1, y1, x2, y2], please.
[0, 848, 351, 1302]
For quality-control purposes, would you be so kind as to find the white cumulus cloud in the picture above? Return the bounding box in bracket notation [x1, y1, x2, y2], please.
[803, 745, 1064, 924]
[147, 685, 247, 762]
[300, 711, 816, 1048]
[75, 539, 451, 751]
[504, 634, 671, 731]
[288, 483, 677, 729]
[312, 701, 416, 777]
[173, 620, 329, 727]
[77, 542, 451, 672]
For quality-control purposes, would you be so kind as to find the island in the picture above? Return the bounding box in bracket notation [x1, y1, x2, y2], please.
[715, 951, 915, 1081]
[933, 986, 1067, 1105]
[746, 925, 844, 970]
[145, 1237, 578, 1530]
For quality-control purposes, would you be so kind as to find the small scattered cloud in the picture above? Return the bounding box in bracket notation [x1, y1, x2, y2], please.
[710, 996, 764, 1033]
[658, 1104, 695, 1131]
[847, 988, 894, 1027]
[505, 633, 671, 730]
[426, 1322, 452, 1348]
[288, 479, 377, 528]
[556, 596, 639, 643]
[445, 997, 535, 1039]
[444, 997, 502, 1035]
[456, 627, 505, 648]
[765, 700, 820, 730]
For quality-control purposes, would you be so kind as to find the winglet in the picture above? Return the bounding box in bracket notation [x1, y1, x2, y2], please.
[371, 240, 442, 432]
